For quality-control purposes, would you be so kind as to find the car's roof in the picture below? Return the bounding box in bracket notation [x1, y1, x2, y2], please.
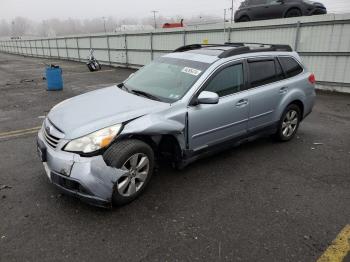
[163, 43, 296, 64]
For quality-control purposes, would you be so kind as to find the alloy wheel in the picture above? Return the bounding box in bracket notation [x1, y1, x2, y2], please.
[117, 153, 150, 197]
[282, 110, 299, 138]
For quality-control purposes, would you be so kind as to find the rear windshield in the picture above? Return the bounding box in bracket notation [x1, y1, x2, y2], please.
[124, 57, 210, 103]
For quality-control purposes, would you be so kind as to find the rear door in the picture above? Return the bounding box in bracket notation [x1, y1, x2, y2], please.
[246, 57, 286, 132]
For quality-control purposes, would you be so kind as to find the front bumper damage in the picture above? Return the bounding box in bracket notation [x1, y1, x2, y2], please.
[37, 129, 127, 208]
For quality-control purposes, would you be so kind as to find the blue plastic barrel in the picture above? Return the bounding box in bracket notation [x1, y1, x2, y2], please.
[45, 66, 63, 91]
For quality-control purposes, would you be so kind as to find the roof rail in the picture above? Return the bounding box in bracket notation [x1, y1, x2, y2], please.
[224, 42, 293, 51]
[173, 42, 293, 58]
[173, 44, 202, 52]
[173, 44, 229, 53]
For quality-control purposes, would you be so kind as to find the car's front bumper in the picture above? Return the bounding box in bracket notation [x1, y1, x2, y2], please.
[37, 128, 127, 208]
[308, 7, 327, 15]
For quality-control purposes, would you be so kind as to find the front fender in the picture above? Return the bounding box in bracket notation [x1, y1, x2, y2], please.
[121, 114, 185, 136]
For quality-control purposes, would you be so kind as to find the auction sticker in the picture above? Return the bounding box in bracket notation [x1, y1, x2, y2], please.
[182, 67, 202, 76]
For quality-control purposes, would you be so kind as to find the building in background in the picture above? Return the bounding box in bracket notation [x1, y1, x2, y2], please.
[162, 19, 184, 29]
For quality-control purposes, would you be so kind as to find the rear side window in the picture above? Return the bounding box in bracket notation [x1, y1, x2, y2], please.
[279, 57, 303, 78]
[248, 59, 280, 88]
[205, 64, 244, 97]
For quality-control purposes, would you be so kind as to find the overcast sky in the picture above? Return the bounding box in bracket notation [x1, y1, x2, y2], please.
[1, 0, 350, 21]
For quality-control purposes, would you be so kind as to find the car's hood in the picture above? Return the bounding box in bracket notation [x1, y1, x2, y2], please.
[311, 1, 325, 7]
[48, 85, 169, 139]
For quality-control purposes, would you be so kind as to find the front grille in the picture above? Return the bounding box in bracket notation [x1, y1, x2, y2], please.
[43, 121, 62, 149]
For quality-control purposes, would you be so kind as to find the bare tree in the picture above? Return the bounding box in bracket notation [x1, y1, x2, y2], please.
[11, 17, 32, 36]
[0, 14, 223, 38]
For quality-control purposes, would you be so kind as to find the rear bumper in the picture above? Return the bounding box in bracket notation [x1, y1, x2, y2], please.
[37, 129, 127, 208]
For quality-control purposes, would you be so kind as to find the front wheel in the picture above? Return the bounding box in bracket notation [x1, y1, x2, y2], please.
[275, 104, 301, 142]
[103, 139, 154, 206]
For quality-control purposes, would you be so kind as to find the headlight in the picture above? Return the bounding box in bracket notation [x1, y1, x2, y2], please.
[64, 124, 122, 153]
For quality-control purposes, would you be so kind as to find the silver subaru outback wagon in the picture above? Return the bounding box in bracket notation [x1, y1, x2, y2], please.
[37, 42, 316, 208]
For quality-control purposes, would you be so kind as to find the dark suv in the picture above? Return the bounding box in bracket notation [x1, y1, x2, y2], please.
[234, 0, 327, 22]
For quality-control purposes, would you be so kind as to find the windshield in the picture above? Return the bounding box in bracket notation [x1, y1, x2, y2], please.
[124, 57, 210, 103]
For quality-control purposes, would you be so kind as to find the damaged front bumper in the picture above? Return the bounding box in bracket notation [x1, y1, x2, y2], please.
[37, 128, 127, 208]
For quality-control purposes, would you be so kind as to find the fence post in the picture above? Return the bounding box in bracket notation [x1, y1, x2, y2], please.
[228, 27, 231, 42]
[16, 40, 19, 54]
[124, 34, 128, 67]
[29, 40, 33, 56]
[41, 39, 45, 57]
[294, 21, 301, 51]
[56, 38, 60, 59]
[183, 30, 187, 45]
[76, 37, 81, 62]
[150, 32, 154, 60]
[36, 40, 39, 56]
[48, 39, 52, 57]
[64, 38, 68, 59]
[106, 35, 111, 65]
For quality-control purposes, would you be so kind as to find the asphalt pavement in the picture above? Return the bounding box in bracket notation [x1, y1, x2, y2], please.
[0, 53, 349, 262]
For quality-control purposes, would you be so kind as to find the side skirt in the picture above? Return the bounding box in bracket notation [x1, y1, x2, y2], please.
[178, 123, 278, 169]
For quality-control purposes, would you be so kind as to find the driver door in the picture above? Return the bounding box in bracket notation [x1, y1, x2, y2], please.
[187, 62, 249, 151]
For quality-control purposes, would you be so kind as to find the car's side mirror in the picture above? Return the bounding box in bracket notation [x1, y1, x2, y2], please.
[196, 91, 219, 105]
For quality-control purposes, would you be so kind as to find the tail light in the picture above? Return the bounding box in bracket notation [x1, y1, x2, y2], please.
[308, 73, 316, 85]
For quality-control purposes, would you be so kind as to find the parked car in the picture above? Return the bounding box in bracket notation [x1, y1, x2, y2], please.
[37, 42, 316, 208]
[234, 0, 327, 22]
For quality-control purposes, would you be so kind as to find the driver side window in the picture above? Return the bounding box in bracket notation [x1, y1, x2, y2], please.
[205, 64, 244, 97]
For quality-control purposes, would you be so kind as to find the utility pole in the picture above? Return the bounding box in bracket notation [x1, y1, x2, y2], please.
[230, 0, 234, 24]
[224, 9, 227, 35]
[102, 17, 107, 33]
[151, 10, 158, 29]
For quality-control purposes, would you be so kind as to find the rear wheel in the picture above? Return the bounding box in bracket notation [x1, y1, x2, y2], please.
[275, 104, 301, 142]
[104, 139, 154, 206]
[285, 8, 302, 18]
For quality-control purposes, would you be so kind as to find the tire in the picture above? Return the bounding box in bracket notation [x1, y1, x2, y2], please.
[285, 8, 302, 18]
[104, 139, 155, 206]
[95, 60, 102, 70]
[275, 104, 301, 142]
[237, 16, 250, 22]
[87, 63, 94, 72]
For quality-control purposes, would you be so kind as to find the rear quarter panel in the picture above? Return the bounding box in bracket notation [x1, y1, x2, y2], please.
[274, 70, 315, 122]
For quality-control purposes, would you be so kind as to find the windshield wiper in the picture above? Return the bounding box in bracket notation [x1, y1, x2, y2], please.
[118, 82, 130, 92]
[131, 89, 161, 101]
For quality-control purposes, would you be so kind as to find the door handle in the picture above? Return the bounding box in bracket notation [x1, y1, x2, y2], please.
[279, 87, 288, 94]
[236, 99, 248, 107]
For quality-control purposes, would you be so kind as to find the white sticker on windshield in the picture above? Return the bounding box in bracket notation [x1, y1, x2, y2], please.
[182, 67, 202, 76]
